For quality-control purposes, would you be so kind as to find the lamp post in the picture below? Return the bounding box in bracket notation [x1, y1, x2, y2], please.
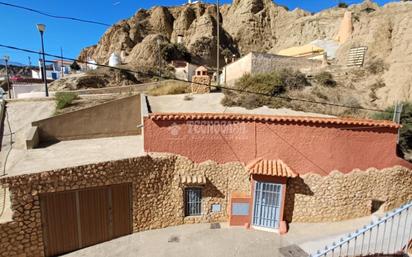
[36, 23, 49, 97]
[3, 55, 11, 98]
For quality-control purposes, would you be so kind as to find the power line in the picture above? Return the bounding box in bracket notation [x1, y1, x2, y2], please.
[0, 1, 111, 27]
[264, 123, 329, 176]
[0, 43, 393, 114]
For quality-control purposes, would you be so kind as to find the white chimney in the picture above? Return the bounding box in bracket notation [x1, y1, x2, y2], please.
[177, 35, 184, 44]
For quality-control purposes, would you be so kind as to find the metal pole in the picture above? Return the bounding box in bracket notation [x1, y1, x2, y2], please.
[353, 236, 357, 256]
[60, 47, 64, 78]
[40, 31, 49, 97]
[381, 219, 387, 253]
[400, 208, 409, 251]
[393, 214, 401, 252]
[216, 0, 220, 87]
[387, 216, 394, 254]
[4, 57, 11, 99]
[374, 223, 380, 253]
[360, 231, 365, 255]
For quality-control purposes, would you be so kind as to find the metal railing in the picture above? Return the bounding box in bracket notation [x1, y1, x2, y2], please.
[310, 201, 412, 257]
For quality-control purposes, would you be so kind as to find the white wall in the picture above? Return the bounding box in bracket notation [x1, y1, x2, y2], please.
[221, 53, 253, 86]
[174, 63, 199, 82]
[31, 70, 60, 80]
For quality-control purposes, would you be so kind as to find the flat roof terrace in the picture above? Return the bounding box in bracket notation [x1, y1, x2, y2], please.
[0, 100, 144, 178]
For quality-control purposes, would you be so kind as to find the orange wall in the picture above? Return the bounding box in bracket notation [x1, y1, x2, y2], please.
[144, 118, 412, 175]
[229, 195, 252, 227]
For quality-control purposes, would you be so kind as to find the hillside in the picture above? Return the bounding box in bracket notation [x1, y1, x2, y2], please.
[78, 0, 412, 108]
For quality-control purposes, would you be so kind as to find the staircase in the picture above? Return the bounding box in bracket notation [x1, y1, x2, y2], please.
[347, 46, 368, 67]
[310, 201, 412, 257]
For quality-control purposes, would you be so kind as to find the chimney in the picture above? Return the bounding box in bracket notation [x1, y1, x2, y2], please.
[177, 35, 184, 44]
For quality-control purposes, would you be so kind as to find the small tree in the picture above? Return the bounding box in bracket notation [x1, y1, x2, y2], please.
[70, 61, 81, 71]
[161, 43, 191, 62]
[372, 102, 412, 157]
[314, 71, 337, 87]
[338, 2, 348, 8]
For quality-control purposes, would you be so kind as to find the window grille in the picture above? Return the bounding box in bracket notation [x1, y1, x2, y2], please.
[185, 188, 202, 216]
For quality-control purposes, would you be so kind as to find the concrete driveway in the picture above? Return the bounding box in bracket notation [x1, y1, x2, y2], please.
[64, 223, 290, 257]
[64, 215, 380, 257]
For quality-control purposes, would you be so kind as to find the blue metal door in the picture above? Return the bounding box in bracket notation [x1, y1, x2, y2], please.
[252, 182, 282, 229]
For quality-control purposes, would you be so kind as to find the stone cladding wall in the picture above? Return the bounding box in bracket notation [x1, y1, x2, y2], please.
[0, 153, 411, 256]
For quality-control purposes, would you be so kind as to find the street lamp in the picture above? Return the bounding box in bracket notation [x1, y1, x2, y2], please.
[3, 55, 11, 98]
[36, 23, 49, 97]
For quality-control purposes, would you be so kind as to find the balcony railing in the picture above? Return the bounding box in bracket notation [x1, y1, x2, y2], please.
[310, 201, 412, 257]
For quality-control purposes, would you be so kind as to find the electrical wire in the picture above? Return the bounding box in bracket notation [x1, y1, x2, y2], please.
[0, 43, 394, 114]
[263, 123, 329, 176]
[0, 1, 111, 27]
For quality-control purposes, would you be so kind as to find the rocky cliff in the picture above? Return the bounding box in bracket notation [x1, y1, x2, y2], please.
[78, 0, 412, 106]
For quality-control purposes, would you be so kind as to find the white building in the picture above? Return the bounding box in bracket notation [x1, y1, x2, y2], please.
[220, 52, 321, 86]
[109, 53, 121, 67]
[171, 60, 199, 82]
[31, 69, 60, 80]
[32, 59, 73, 80]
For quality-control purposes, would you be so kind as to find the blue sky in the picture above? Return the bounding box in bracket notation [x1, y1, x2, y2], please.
[0, 0, 395, 65]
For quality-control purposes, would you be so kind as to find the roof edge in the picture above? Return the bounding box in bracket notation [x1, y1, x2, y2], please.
[148, 112, 400, 129]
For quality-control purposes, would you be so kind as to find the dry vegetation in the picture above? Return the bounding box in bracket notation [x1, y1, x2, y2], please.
[54, 94, 124, 115]
[221, 68, 368, 117]
[147, 81, 190, 96]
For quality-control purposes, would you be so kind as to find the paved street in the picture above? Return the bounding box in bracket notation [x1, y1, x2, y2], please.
[64, 215, 379, 257]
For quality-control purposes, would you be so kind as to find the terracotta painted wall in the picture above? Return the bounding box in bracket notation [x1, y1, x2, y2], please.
[144, 117, 412, 175]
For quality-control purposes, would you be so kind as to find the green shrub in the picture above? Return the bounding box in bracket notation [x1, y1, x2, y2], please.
[338, 2, 348, 8]
[191, 37, 214, 57]
[70, 61, 81, 71]
[221, 69, 310, 109]
[372, 102, 412, 156]
[221, 48, 233, 59]
[279, 69, 310, 90]
[55, 92, 78, 110]
[161, 43, 191, 62]
[314, 71, 337, 87]
[235, 72, 285, 96]
[362, 7, 376, 13]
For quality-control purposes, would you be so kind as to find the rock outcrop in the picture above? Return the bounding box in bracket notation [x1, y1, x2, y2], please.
[78, 0, 412, 106]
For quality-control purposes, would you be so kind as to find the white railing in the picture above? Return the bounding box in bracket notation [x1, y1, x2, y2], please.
[310, 201, 412, 257]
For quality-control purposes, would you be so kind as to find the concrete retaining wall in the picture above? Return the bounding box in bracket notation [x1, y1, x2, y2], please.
[32, 94, 142, 143]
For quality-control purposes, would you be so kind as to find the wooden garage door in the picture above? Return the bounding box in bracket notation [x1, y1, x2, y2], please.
[40, 183, 132, 257]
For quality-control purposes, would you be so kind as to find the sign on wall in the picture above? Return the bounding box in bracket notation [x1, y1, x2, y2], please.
[231, 203, 249, 216]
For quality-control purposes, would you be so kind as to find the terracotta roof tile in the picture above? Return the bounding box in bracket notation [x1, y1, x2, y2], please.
[148, 112, 400, 129]
[246, 159, 298, 178]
